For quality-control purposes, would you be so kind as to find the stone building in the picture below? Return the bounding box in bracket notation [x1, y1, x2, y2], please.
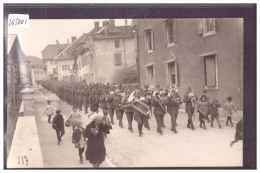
[27, 56, 46, 85]
[60, 19, 137, 84]
[134, 18, 243, 109]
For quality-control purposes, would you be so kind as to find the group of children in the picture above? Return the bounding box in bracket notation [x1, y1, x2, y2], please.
[44, 100, 112, 167]
[196, 94, 238, 130]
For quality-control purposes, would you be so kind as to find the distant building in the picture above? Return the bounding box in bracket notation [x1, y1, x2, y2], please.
[54, 37, 77, 81]
[41, 41, 69, 80]
[27, 56, 46, 85]
[134, 18, 243, 109]
[59, 19, 137, 84]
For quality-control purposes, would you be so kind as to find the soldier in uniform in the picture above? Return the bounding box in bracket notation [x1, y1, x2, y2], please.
[77, 85, 83, 111]
[83, 85, 90, 114]
[166, 86, 182, 133]
[151, 90, 167, 135]
[183, 87, 198, 130]
[113, 89, 124, 128]
[106, 89, 115, 125]
[122, 89, 134, 132]
[99, 87, 108, 113]
[133, 89, 150, 137]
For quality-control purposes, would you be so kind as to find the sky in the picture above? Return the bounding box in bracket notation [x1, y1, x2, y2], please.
[8, 19, 132, 59]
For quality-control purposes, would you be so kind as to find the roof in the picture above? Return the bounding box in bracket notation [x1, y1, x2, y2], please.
[41, 44, 69, 60]
[8, 34, 17, 54]
[93, 25, 132, 39]
[55, 28, 97, 59]
[27, 56, 45, 66]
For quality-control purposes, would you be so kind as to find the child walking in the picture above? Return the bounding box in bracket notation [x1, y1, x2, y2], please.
[196, 95, 209, 130]
[52, 109, 65, 145]
[69, 106, 82, 130]
[210, 98, 222, 128]
[224, 96, 237, 127]
[44, 100, 56, 124]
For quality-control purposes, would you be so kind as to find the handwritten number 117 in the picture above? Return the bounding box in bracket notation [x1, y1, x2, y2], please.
[18, 156, 29, 166]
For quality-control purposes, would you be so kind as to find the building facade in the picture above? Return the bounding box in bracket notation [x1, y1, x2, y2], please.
[72, 19, 137, 84]
[41, 42, 69, 80]
[27, 56, 46, 85]
[135, 18, 243, 110]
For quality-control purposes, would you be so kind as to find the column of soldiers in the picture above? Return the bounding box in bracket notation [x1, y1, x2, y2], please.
[40, 80, 225, 138]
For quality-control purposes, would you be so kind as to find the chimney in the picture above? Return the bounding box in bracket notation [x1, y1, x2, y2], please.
[56, 40, 59, 45]
[125, 19, 128, 26]
[103, 21, 109, 27]
[71, 36, 77, 43]
[94, 21, 99, 29]
[109, 19, 115, 30]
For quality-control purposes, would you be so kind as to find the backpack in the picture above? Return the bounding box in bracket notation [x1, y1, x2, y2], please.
[72, 128, 82, 144]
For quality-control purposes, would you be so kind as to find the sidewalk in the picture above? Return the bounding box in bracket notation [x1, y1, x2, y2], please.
[7, 115, 44, 168]
[33, 87, 112, 168]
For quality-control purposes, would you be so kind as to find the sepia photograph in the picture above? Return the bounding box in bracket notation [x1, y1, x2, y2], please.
[3, 4, 256, 169]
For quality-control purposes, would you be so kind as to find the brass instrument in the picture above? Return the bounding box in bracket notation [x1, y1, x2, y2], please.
[169, 89, 182, 105]
[119, 93, 132, 108]
[128, 90, 150, 116]
[155, 95, 166, 113]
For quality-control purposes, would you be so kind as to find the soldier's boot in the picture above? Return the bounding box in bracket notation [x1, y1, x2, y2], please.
[203, 121, 207, 130]
[187, 119, 191, 128]
[218, 122, 222, 128]
[138, 125, 143, 137]
[226, 118, 229, 126]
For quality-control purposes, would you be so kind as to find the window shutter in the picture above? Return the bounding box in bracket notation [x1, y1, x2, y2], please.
[164, 23, 168, 46]
[144, 32, 147, 51]
[212, 18, 216, 31]
[205, 56, 216, 87]
[173, 20, 178, 43]
[175, 61, 179, 86]
[165, 63, 169, 86]
[153, 65, 156, 85]
[198, 18, 203, 35]
[151, 29, 155, 50]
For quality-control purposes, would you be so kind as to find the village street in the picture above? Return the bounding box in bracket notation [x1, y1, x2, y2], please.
[34, 86, 243, 168]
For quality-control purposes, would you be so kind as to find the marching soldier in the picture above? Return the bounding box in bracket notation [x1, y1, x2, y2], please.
[166, 86, 182, 133]
[99, 87, 108, 113]
[77, 86, 83, 111]
[183, 87, 198, 130]
[106, 89, 115, 125]
[113, 89, 124, 128]
[122, 89, 134, 132]
[83, 85, 90, 114]
[133, 89, 150, 137]
[151, 90, 167, 135]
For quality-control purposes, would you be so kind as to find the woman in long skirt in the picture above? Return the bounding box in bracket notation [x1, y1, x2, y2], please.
[83, 114, 112, 168]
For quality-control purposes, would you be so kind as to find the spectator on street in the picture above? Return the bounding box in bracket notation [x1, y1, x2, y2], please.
[44, 100, 56, 124]
[224, 96, 237, 127]
[83, 114, 112, 168]
[196, 95, 209, 130]
[69, 106, 82, 131]
[209, 98, 222, 128]
[52, 109, 65, 145]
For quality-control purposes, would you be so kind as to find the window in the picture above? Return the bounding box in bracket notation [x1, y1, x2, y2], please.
[199, 18, 216, 37]
[147, 65, 154, 85]
[167, 62, 178, 86]
[114, 53, 122, 65]
[165, 19, 177, 46]
[62, 65, 70, 71]
[115, 40, 120, 48]
[144, 29, 154, 52]
[204, 54, 218, 88]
